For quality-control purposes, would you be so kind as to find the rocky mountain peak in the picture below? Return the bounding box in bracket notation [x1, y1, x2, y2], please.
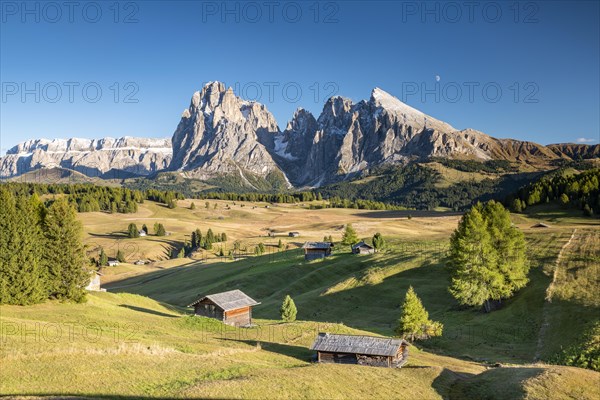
[170, 82, 285, 185]
[5, 83, 590, 189]
[1, 137, 172, 178]
[370, 87, 455, 133]
[285, 108, 317, 132]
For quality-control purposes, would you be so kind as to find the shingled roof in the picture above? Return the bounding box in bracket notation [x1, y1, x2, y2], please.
[352, 241, 373, 250]
[310, 333, 409, 357]
[302, 242, 334, 249]
[187, 289, 260, 311]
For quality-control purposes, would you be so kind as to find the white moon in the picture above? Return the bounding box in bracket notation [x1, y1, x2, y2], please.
[435, 75, 441, 82]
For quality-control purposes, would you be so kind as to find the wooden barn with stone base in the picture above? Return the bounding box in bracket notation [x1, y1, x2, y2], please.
[310, 333, 410, 368]
[187, 289, 260, 327]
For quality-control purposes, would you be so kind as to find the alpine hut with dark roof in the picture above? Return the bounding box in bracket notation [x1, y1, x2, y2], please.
[310, 333, 410, 368]
[302, 242, 333, 261]
[187, 289, 260, 327]
[351, 241, 375, 255]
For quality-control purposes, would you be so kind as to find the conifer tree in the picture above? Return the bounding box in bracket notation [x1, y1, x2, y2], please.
[372, 232, 385, 251]
[190, 202, 196, 210]
[280, 295, 297, 322]
[449, 201, 529, 312]
[99, 248, 108, 266]
[128, 223, 139, 238]
[0, 189, 48, 304]
[560, 193, 570, 208]
[116, 250, 126, 263]
[44, 197, 89, 302]
[395, 286, 442, 341]
[341, 224, 359, 246]
[482, 201, 529, 297]
[206, 228, 215, 244]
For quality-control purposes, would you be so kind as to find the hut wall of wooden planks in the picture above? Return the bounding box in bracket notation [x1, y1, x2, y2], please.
[188, 290, 260, 327]
[351, 241, 375, 255]
[302, 242, 334, 261]
[311, 333, 410, 368]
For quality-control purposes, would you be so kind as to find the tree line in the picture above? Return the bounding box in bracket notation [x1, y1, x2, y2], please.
[507, 168, 600, 217]
[0, 183, 183, 214]
[170, 228, 228, 259]
[0, 188, 90, 305]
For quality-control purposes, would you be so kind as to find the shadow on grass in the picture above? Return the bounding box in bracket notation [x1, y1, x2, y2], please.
[104, 259, 201, 290]
[6, 395, 231, 400]
[118, 304, 179, 318]
[88, 232, 129, 239]
[446, 366, 545, 400]
[431, 367, 478, 400]
[353, 210, 463, 219]
[221, 338, 312, 362]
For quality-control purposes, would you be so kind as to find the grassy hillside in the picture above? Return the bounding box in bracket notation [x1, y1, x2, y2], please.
[2, 198, 598, 398]
[2, 291, 597, 399]
[107, 229, 574, 365]
[1, 291, 487, 399]
[451, 364, 599, 400]
[93, 200, 597, 368]
[80, 198, 461, 263]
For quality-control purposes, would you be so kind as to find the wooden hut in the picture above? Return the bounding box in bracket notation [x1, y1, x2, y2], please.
[352, 241, 375, 255]
[310, 333, 410, 368]
[85, 271, 104, 291]
[302, 242, 333, 261]
[532, 222, 551, 228]
[187, 289, 260, 327]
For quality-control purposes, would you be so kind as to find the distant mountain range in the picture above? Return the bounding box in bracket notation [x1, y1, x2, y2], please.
[1, 81, 598, 188]
[1, 137, 171, 180]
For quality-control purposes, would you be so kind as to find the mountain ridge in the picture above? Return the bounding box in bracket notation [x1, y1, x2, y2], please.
[1, 82, 598, 187]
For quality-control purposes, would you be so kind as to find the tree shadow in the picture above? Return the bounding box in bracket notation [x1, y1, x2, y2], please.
[104, 259, 201, 290]
[9, 394, 227, 400]
[353, 210, 463, 219]
[431, 367, 478, 399]
[220, 338, 312, 362]
[444, 367, 545, 399]
[118, 304, 180, 318]
[89, 232, 128, 239]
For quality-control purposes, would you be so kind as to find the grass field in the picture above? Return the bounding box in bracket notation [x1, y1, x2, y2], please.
[1, 199, 599, 398]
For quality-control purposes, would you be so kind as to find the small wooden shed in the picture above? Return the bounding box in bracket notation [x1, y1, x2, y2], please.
[352, 241, 375, 255]
[85, 271, 104, 291]
[302, 242, 333, 261]
[187, 289, 260, 327]
[532, 222, 551, 228]
[311, 333, 410, 368]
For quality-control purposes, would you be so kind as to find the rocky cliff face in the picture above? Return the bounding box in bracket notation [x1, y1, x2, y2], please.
[170, 81, 285, 185]
[547, 143, 600, 160]
[273, 87, 567, 187]
[0, 137, 171, 179]
[3, 82, 594, 187]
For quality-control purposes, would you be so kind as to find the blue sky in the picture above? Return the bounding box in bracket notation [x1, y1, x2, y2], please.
[1, 0, 599, 153]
